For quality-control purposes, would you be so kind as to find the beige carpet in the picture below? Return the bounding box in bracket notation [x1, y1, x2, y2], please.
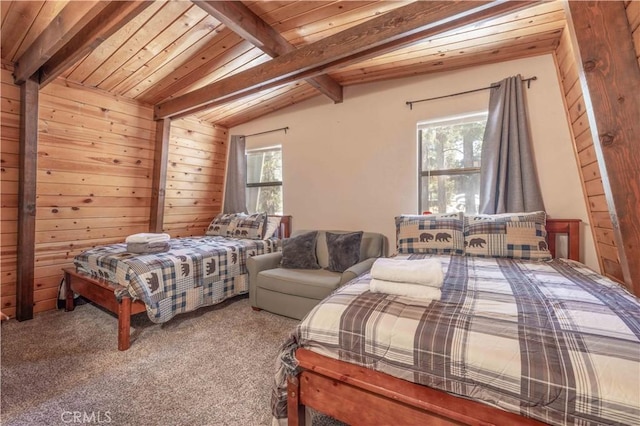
[1, 296, 310, 425]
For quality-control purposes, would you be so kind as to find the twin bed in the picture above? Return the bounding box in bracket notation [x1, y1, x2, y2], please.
[273, 217, 640, 426]
[64, 215, 291, 351]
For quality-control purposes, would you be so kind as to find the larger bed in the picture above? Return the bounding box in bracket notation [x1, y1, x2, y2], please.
[64, 214, 291, 351]
[273, 217, 640, 425]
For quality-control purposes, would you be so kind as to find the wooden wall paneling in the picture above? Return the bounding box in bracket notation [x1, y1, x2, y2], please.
[163, 117, 227, 237]
[553, 26, 627, 283]
[16, 75, 39, 321]
[31, 79, 156, 312]
[573, 127, 593, 152]
[1, 62, 20, 318]
[566, 1, 640, 295]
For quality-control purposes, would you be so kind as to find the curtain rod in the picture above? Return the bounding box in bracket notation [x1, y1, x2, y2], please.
[406, 76, 537, 110]
[244, 126, 289, 138]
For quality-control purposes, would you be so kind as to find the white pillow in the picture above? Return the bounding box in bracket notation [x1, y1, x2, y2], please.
[263, 216, 281, 239]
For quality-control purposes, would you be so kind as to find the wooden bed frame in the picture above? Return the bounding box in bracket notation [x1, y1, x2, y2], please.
[287, 218, 581, 426]
[64, 215, 291, 351]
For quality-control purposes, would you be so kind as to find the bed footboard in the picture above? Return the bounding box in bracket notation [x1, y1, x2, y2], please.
[291, 348, 545, 426]
[63, 268, 146, 351]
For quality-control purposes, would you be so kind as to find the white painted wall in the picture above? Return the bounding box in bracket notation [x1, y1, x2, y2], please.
[232, 54, 599, 271]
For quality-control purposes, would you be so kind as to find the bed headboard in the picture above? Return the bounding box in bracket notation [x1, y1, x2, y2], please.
[545, 219, 581, 261]
[271, 215, 292, 239]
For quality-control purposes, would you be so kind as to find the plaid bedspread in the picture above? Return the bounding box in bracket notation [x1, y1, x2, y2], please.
[273, 255, 640, 425]
[74, 236, 279, 323]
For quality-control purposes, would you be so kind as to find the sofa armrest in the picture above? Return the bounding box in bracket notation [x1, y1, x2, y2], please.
[340, 257, 377, 285]
[247, 252, 283, 307]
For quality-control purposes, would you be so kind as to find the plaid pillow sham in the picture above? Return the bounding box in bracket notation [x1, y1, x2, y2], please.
[228, 212, 268, 240]
[464, 211, 552, 260]
[206, 213, 242, 237]
[396, 212, 465, 255]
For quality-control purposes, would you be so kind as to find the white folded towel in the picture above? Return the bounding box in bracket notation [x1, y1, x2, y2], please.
[125, 233, 170, 244]
[369, 278, 442, 301]
[371, 258, 443, 288]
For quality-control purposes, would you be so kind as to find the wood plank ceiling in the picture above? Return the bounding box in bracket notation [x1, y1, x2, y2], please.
[1, 1, 566, 128]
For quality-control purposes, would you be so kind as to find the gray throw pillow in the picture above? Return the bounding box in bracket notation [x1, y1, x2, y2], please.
[326, 231, 363, 273]
[280, 231, 321, 269]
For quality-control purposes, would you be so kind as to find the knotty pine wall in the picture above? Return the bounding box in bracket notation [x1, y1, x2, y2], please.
[553, 26, 625, 284]
[1, 62, 20, 317]
[1, 61, 227, 317]
[164, 117, 227, 237]
[551, 1, 640, 287]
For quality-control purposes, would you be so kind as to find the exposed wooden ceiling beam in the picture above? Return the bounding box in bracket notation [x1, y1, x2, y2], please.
[13, 1, 108, 84]
[156, 1, 538, 120]
[192, 1, 343, 103]
[13, 1, 154, 87]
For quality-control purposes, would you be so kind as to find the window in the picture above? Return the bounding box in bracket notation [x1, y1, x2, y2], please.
[418, 113, 487, 214]
[246, 146, 283, 215]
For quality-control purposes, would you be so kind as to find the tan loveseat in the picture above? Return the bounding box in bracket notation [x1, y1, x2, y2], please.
[248, 230, 385, 320]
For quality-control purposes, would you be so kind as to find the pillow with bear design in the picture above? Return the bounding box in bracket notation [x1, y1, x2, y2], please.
[206, 213, 245, 237]
[464, 211, 551, 260]
[395, 212, 464, 255]
[228, 212, 268, 240]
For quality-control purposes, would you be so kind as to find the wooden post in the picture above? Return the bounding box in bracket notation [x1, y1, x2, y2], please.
[16, 76, 39, 321]
[565, 2, 640, 295]
[150, 118, 171, 233]
[287, 376, 306, 426]
[117, 297, 132, 351]
[64, 269, 75, 312]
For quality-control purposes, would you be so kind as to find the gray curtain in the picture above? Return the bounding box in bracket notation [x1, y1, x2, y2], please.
[479, 75, 545, 214]
[223, 135, 248, 214]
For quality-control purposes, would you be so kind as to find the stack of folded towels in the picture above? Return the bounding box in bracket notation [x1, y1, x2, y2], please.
[125, 233, 171, 254]
[369, 258, 443, 301]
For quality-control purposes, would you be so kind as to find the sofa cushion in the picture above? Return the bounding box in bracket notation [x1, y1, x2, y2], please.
[326, 231, 363, 273]
[293, 230, 385, 269]
[257, 268, 342, 300]
[280, 231, 321, 269]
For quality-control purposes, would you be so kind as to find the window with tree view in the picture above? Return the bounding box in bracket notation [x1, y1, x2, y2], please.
[419, 113, 487, 214]
[246, 146, 283, 215]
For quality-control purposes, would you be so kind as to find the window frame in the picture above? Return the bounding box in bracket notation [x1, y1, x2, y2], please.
[417, 112, 487, 214]
[245, 145, 283, 214]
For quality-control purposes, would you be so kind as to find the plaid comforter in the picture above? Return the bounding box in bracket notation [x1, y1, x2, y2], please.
[74, 236, 279, 323]
[273, 255, 640, 425]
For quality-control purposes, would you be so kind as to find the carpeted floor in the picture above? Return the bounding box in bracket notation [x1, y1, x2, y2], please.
[1, 296, 334, 426]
